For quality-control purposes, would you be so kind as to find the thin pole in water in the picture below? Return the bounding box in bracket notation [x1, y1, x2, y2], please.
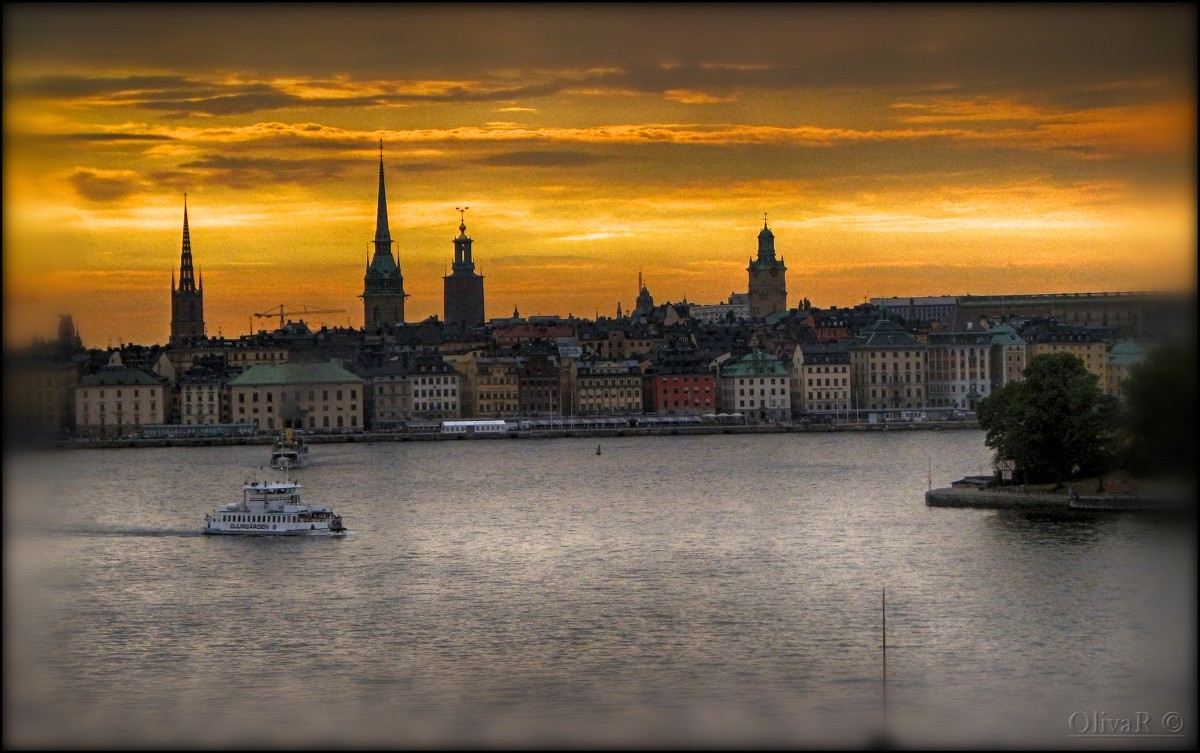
[882, 587, 887, 731]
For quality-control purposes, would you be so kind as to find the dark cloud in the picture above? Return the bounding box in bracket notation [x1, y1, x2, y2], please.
[17, 132, 175, 143]
[175, 154, 355, 188]
[5, 6, 1192, 99]
[68, 169, 144, 201]
[474, 150, 613, 168]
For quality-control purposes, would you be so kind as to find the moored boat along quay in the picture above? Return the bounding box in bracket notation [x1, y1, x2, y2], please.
[41, 419, 980, 449]
[926, 486, 1194, 515]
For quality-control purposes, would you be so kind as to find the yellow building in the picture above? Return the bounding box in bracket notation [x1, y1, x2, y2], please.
[572, 359, 643, 415]
[850, 319, 928, 410]
[74, 366, 167, 438]
[790, 343, 851, 416]
[228, 363, 363, 433]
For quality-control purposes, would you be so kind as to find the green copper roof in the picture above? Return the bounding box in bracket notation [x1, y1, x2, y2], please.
[229, 362, 363, 386]
[851, 319, 924, 349]
[722, 350, 788, 377]
[1108, 340, 1146, 366]
[79, 365, 162, 387]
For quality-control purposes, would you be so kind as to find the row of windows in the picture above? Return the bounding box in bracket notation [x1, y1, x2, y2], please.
[219, 513, 298, 523]
[580, 389, 641, 397]
[805, 378, 847, 387]
[240, 403, 356, 414]
[85, 388, 157, 399]
[659, 386, 712, 394]
[737, 399, 787, 408]
[237, 389, 358, 403]
[81, 402, 157, 413]
[738, 388, 781, 396]
[870, 374, 918, 384]
[868, 389, 924, 398]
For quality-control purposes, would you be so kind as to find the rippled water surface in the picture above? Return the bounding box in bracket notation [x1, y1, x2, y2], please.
[5, 432, 1195, 747]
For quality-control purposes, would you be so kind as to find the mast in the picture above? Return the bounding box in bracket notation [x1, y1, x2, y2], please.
[882, 587, 887, 730]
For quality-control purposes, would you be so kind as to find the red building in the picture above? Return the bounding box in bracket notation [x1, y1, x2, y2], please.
[643, 359, 716, 414]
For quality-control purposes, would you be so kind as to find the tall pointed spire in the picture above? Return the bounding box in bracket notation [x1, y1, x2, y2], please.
[178, 194, 197, 292]
[374, 139, 392, 254]
[171, 193, 205, 346]
[363, 140, 407, 330]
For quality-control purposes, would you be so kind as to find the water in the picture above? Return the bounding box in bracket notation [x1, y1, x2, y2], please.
[4, 432, 1194, 747]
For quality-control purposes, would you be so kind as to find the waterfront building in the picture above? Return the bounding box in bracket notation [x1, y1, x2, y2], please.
[926, 329, 995, 410]
[179, 362, 231, 425]
[228, 362, 363, 433]
[361, 351, 460, 429]
[643, 354, 716, 415]
[571, 359, 643, 416]
[361, 143, 408, 330]
[747, 219, 787, 319]
[74, 365, 167, 438]
[517, 353, 564, 416]
[790, 342, 851, 416]
[849, 319, 928, 410]
[718, 350, 791, 421]
[443, 209, 485, 329]
[448, 353, 520, 419]
[170, 197, 205, 347]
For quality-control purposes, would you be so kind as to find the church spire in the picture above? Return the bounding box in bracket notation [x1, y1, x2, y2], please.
[374, 139, 392, 255]
[178, 194, 197, 292]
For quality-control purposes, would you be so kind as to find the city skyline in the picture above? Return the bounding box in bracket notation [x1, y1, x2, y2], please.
[5, 5, 1195, 347]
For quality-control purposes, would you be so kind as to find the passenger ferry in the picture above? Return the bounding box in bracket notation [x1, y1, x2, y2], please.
[270, 428, 310, 469]
[203, 470, 345, 536]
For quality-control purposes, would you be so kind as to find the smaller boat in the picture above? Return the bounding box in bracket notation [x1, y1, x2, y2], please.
[203, 468, 346, 536]
[270, 428, 310, 469]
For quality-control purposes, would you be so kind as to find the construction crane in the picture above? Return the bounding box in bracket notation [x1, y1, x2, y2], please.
[254, 304, 347, 330]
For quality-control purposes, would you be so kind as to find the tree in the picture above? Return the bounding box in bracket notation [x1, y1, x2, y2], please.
[1120, 339, 1196, 478]
[977, 353, 1118, 484]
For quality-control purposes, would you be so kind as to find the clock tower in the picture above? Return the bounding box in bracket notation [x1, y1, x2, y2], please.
[747, 216, 787, 318]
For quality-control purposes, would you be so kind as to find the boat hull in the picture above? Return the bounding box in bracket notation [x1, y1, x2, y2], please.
[203, 522, 344, 535]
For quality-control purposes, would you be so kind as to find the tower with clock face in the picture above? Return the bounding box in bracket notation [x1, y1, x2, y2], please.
[747, 217, 787, 318]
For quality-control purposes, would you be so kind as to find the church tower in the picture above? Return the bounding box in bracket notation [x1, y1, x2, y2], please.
[747, 215, 787, 318]
[442, 207, 486, 328]
[361, 142, 408, 330]
[170, 196, 205, 346]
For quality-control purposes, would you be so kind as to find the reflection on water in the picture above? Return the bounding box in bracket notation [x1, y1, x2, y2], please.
[4, 432, 1195, 747]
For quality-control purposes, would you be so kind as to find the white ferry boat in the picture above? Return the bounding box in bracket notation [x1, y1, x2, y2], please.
[270, 428, 310, 469]
[203, 471, 345, 536]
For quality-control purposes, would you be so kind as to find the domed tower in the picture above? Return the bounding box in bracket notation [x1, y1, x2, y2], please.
[443, 207, 486, 328]
[361, 141, 408, 330]
[747, 215, 787, 318]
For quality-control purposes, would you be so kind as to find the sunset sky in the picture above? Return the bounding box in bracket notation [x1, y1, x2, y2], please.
[4, 5, 1195, 347]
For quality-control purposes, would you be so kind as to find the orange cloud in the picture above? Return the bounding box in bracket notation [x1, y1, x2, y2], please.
[663, 89, 738, 104]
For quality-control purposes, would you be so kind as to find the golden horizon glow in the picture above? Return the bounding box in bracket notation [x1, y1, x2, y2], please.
[4, 5, 1194, 347]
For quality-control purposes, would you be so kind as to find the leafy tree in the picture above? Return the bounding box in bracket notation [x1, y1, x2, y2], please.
[977, 353, 1118, 484]
[1120, 339, 1197, 478]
